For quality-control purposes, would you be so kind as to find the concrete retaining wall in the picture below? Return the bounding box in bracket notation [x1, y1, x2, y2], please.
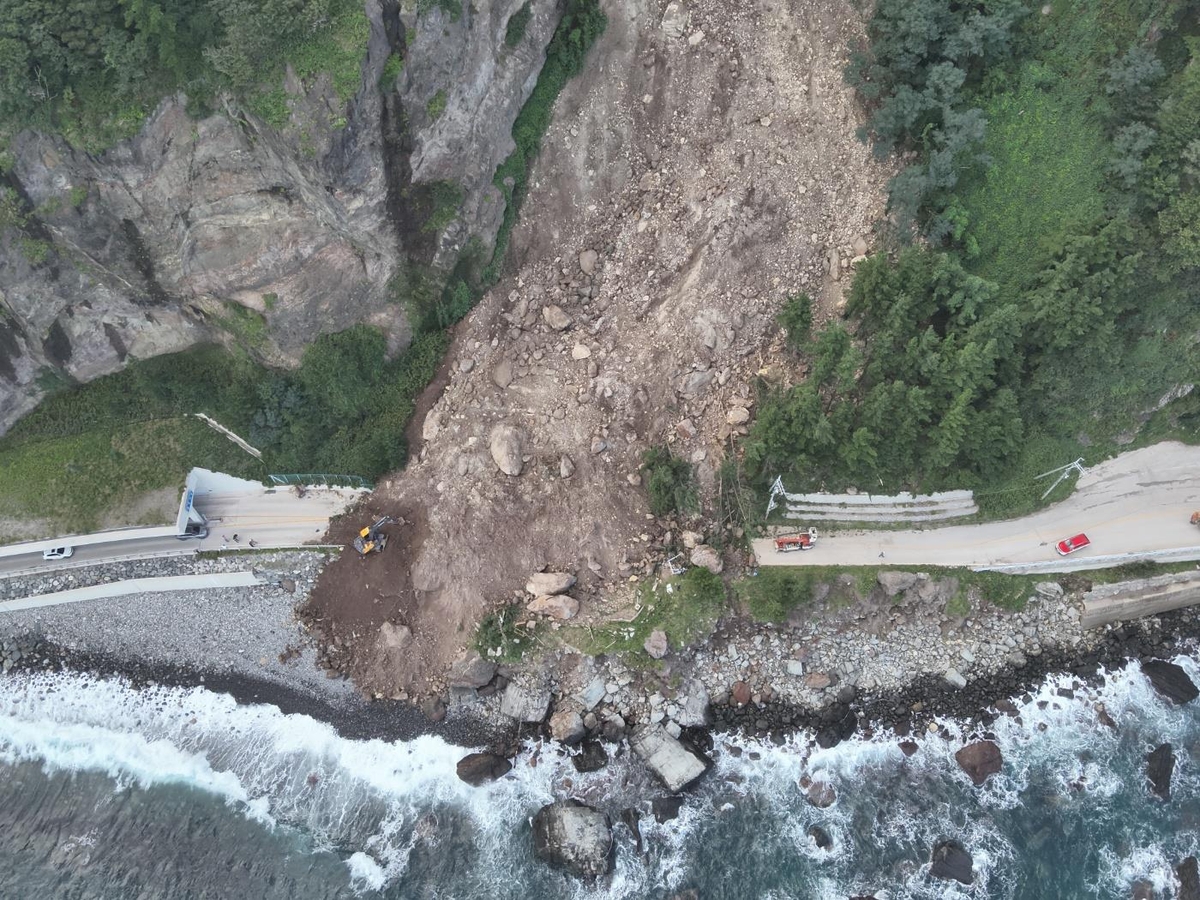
[778, 489, 978, 523]
[1081, 570, 1200, 629]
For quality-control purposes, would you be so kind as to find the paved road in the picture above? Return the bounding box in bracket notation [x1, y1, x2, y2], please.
[0, 487, 361, 578]
[753, 442, 1200, 574]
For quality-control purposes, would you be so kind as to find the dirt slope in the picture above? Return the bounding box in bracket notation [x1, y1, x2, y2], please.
[306, 0, 892, 697]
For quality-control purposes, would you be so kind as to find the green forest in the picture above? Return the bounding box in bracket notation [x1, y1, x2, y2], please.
[747, 0, 1200, 517]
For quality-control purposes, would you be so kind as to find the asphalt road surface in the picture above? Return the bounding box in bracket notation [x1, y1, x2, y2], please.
[753, 442, 1200, 574]
[0, 487, 359, 578]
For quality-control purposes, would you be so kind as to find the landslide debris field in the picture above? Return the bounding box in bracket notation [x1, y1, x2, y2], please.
[305, 0, 891, 697]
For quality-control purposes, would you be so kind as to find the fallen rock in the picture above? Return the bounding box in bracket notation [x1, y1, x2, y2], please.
[492, 359, 513, 389]
[944, 669, 968, 690]
[660, 0, 687, 38]
[421, 696, 447, 723]
[446, 651, 496, 689]
[526, 572, 576, 595]
[731, 681, 752, 706]
[572, 740, 609, 773]
[675, 677, 711, 728]
[532, 800, 613, 878]
[489, 424, 527, 476]
[560, 455, 575, 478]
[725, 406, 751, 425]
[816, 705, 857, 749]
[630, 722, 711, 793]
[578, 249, 598, 275]
[528, 594, 580, 620]
[644, 629, 669, 659]
[807, 824, 832, 850]
[542, 305, 572, 330]
[456, 752, 512, 786]
[955, 741, 1003, 786]
[805, 780, 836, 808]
[680, 529, 704, 548]
[549, 706, 586, 745]
[899, 740, 919, 757]
[930, 839, 974, 885]
[877, 571, 918, 597]
[577, 677, 605, 711]
[571, 343, 592, 360]
[1178, 857, 1200, 900]
[500, 680, 551, 722]
[1034, 581, 1064, 600]
[803, 672, 832, 690]
[1147, 743, 1175, 800]
[689, 544, 723, 574]
[600, 714, 627, 743]
[1142, 660, 1199, 705]
[786, 660, 805, 677]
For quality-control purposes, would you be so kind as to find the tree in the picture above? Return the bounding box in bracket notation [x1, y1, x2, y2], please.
[298, 324, 386, 424]
[777, 293, 813, 351]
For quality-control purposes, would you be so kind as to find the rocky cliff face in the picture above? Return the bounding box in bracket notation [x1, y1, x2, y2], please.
[0, 0, 559, 433]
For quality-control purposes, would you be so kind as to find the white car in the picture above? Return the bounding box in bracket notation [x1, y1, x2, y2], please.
[42, 546, 74, 560]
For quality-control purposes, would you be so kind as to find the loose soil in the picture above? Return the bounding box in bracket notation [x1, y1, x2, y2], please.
[306, 0, 892, 698]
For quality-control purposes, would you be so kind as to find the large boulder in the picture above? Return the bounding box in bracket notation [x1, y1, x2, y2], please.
[489, 424, 527, 476]
[549, 705, 586, 745]
[1148, 743, 1175, 800]
[531, 800, 613, 878]
[930, 839, 974, 885]
[955, 741, 1003, 786]
[500, 680, 551, 722]
[630, 722, 711, 793]
[804, 779, 836, 809]
[643, 629, 669, 659]
[1178, 857, 1200, 900]
[526, 572, 576, 596]
[542, 304, 572, 330]
[572, 740, 608, 773]
[446, 651, 496, 689]
[527, 594, 580, 620]
[689, 544, 724, 574]
[652, 795, 685, 823]
[1142, 660, 1199, 705]
[807, 824, 832, 850]
[455, 752, 512, 786]
[674, 678, 711, 728]
[877, 571, 918, 597]
[816, 705, 858, 749]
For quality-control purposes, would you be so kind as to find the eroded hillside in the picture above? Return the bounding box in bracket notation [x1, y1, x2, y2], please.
[305, 0, 893, 697]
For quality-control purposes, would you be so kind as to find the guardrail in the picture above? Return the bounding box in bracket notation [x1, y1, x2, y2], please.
[268, 474, 373, 490]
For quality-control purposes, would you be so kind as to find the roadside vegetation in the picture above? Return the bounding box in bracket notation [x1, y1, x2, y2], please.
[748, 0, 1200, 520]
[736, 565, 1041, 624]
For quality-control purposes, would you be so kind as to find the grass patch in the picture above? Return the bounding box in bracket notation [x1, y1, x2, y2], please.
[380, 52, 404, 86]
[566, 567, 726, 659]
[422, 180, 462, 233]
[0, 417, 265, 533]
[246, 87, 291, 129]
[475, 602, 540, 662]
[738, 564, 1040, 624]
[956, 71, 1108, 286]
[426, 89, 447, 121]
[417, 0, 462, 21]
[212, 302, 269, 349]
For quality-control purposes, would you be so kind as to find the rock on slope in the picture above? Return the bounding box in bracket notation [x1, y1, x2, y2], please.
[0, 0, 560, 432]
[327, 0, 891, 695]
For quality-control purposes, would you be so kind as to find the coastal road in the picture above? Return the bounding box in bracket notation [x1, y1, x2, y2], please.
[752, 442, 1200, 575]
[0, 487, 361, 578]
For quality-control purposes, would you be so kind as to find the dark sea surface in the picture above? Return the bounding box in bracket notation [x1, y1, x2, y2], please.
[1, 653, 1197, 899]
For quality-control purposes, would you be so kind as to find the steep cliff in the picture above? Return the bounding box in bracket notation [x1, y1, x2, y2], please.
[0, 0, 561, 434]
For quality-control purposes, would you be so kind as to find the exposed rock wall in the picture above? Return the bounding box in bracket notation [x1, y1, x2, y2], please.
[0, 0, 561, 434]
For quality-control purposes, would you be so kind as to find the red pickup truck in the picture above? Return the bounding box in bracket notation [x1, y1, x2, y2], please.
[774, 528, 818, 552]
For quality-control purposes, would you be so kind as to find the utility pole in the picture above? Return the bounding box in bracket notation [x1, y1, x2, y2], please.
[1034, 458, 1087, 501]
[765, 476, 785, 517]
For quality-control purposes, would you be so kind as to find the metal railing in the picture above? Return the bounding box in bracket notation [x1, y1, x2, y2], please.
[268, 474, 373, 490]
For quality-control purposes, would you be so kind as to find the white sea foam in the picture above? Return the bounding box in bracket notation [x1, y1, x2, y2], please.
[0, 649, 1197, 898]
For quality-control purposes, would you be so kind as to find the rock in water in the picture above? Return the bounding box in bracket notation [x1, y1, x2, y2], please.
[930, 839, 974, 885]
[489, 424, 527, 476]
[816, 705, 857, 749]
[526, 572, 576, 595]
[446, 651, 496, 689]
[531, 800, 613, 878]
[807, 825, 832, 850]
[572, 740, 608, 773]
[899, 740, 919, 757]
[630, 722, 711, 793]
[1142, 660, 1199, 705]
[1147, 743, 1175, 800]
[1132, 879, 1156, 899]
[955, 741, 1003, 786]
[619, 808, 643, 855]
[652, 795, 685, 823]
[1179, 857, 1200, 900]
[804, 780, 836, 809]
[455, 753, 512, 786]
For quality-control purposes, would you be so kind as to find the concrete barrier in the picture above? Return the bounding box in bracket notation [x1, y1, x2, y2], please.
[1081, 570, 1200, 629]
[0, 572, 267, 612]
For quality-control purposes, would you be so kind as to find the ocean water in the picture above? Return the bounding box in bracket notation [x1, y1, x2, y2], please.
[0, 654, 1197, 900]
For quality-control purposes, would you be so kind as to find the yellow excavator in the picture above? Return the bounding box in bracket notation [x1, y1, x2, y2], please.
[353, 516, 396, 556]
